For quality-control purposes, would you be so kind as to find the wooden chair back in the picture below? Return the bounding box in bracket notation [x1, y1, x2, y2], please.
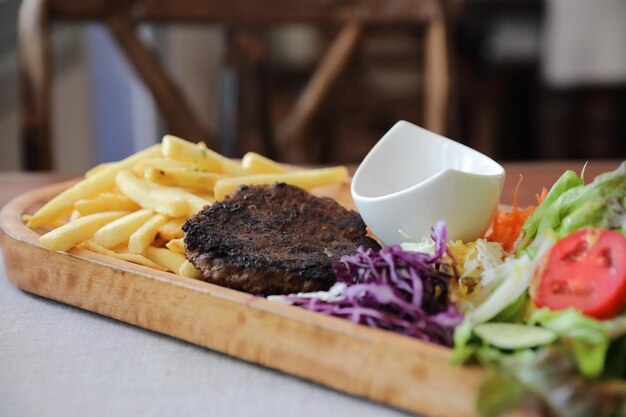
[19, 0, 450, 170]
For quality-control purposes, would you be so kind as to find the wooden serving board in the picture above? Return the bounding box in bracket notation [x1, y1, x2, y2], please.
[0, 180, 527, 417]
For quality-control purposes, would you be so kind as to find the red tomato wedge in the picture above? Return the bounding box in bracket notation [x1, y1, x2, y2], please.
[532, 229, 626, 319]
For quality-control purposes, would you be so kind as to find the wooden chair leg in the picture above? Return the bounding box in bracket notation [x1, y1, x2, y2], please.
[221, 28, 273, 158]
[19, 0, 52, 171]
[276, 21, 362, 150]
[105, 5, 212, 147]
[423, 11, 449, 136]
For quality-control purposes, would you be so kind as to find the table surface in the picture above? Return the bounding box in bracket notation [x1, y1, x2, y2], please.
[0, 160, 622, 417]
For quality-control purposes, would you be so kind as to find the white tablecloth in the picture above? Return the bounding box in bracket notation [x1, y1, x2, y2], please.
[0, 250, 413, 417]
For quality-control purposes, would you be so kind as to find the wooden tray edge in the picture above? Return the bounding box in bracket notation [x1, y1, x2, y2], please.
[0, 180, 492, 417]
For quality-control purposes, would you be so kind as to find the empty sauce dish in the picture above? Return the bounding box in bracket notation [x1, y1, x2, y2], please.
[351, 120, 505, 246]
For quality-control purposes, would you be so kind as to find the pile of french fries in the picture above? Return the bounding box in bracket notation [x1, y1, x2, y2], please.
[27, 135, 349, 279]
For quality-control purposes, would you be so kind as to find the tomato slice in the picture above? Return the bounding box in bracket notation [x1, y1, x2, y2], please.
[532, 229, 626, 319]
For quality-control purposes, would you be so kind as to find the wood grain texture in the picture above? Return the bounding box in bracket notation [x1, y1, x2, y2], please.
[47, 0, 437, 24]
[0, 179, 536, 417]
[0, 172, 76, 208]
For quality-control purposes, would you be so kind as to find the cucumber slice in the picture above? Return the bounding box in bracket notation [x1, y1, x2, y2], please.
[474, 323, 557, 350]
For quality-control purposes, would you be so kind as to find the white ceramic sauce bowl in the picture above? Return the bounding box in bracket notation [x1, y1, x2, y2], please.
[351, 121, 505, 246]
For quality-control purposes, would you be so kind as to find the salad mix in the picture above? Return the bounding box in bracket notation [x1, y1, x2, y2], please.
[273, 162, 626, 416]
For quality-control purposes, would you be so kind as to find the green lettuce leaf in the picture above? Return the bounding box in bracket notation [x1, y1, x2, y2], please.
[519, 162, 626, 251]
[451, 319, 477, 365]
[529, 308, 626, 378]
[476, 348, 626, 417]
[476, 364, 529, 417]
[454, 309, 626, 416]
[520, 169, 583, 249]
[491, 292, 528, 323]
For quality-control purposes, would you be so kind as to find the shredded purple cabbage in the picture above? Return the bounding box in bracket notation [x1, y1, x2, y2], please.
[282, 220, 463, 347]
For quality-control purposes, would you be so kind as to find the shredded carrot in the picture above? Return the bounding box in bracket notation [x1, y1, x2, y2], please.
[536, 187, 548, 204]
[486, 176, 543, 252]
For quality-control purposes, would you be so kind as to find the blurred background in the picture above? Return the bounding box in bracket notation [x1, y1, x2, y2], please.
[1, 0, 625, 172]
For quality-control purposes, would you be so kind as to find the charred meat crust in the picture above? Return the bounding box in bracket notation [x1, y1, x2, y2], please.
[183, 183, 380, 295]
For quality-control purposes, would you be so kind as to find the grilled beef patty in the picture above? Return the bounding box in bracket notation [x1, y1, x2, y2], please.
[183, 183, 380, 295]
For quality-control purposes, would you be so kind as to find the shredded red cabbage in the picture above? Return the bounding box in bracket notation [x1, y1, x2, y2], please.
[282, 221, 463, 346]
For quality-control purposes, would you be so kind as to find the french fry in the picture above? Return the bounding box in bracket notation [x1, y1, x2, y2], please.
[116, 170, 194, 217]
[165, 237, 185, 254]
[132, 159, 149, 178]
[128, 213, 169, 254]
[213, 166, 349, 200]
[132, 158, 193, 178]
[187, 191, 215, 201]
[28, 144, 161, 228]
[212, 154, 249, 176]
[179, 260, 202, 279]
[144, 166, 225, 191]
[69, 210, 81, 222]
[74, 194, 141, 215]
[172, 189, 211, 214]
[39, 211, 129, 251]
[22, 214, 66, 229]
[85, 162, 115, 178]
[241, 152, 288, 174]
[161, 135, 221, 172]
[81, 240, 167, 271]
[92, 209, 155, 248]
[162, 135, 249, 176]
[144, 246, 186, 273]
[158, 217, 187, 241]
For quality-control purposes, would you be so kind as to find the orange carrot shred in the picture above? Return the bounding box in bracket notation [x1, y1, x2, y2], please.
[536, 187, 548, 204]
[486, 175, 544, 253]
[512, 174, 523, 212]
